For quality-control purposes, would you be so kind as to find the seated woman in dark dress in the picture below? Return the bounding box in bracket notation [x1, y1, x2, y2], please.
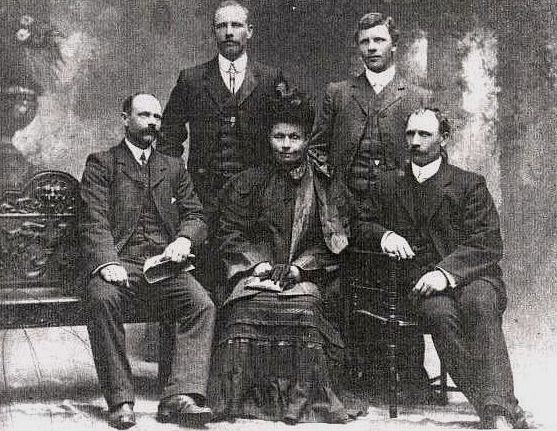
[209, 90, 363, 424]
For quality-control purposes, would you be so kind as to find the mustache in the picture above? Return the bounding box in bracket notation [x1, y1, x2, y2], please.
[144, 126, 160, 135]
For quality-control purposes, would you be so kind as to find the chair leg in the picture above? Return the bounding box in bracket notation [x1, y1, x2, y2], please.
[439, 357, 449, 405]
[158, 322, 175, 391]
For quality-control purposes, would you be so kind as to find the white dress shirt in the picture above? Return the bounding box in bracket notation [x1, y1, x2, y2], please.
[125, 139, 152, 165]
[365, 65, 396, 94]
[411, 157, 442, 183]
[219, 53, 248, 94]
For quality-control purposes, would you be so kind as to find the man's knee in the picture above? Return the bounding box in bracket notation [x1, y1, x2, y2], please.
[459, 280, 500, 321]
[86, 276, 123, 311]
[417, 294, 458, 329]
[178, 275, 216, 319]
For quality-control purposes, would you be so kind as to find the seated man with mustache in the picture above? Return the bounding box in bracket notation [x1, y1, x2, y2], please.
[80, 93, 215, 429]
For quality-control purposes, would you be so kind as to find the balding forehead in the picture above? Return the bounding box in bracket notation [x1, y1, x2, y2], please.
[406, 110, 440, 130]
[132, 94, 161, 112]
[214, 4, 248, 24]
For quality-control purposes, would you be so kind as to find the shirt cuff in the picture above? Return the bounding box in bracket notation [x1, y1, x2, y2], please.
[436, 266, 457, 288]
[380, 231, 395, 253]
[92, 261, 120, 276]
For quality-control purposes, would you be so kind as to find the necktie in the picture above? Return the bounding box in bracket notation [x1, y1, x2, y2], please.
[139, 151, 147, 167]
[228, 62, 237, 94]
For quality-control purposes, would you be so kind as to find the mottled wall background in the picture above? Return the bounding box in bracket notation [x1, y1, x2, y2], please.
[2, 0, 556, 353]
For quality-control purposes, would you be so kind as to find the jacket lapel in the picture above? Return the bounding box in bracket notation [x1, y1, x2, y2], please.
[116, 141, 143, 185]
[148, 150, 167, 189]
[394, 168, 418, 225]
[424, 162, 453, 223]
[350, 73, 376, 116]
[202, 57, 234, 112]
[235, 60, 259, 106]
[375, 74, 407, 113]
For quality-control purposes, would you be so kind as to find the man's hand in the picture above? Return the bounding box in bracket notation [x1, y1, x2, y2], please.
[412, 270, 448, 297]
[100, 264, 129, 287]
[382, 232, 415, 260]
[163, 237, 192, 263]
[253, 262, 273, 277]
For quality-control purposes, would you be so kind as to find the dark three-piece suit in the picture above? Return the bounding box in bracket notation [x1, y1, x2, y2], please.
[159, 56, 285, 218]
[80, 141, 215, 409]
[310, 73, 431, 193]
[353, 161, 520, 418]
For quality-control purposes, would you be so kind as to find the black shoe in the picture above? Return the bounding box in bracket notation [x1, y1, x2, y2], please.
[483, 415, 513, 429]
[483, 405, 537, 429]
[510, 406, 537, 429]
[108, 403, 136, 430]
[157, 394, 212, 426]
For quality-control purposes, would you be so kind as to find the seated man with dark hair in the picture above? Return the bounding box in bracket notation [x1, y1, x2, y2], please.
[210, 90, 364, 424]
[353, 107, 534, 429]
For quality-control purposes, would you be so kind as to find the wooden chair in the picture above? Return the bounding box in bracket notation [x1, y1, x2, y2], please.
[342, 248, 459, 418]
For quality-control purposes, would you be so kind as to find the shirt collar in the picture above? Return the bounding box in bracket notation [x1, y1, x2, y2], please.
[125, 139, 152, 165]
[412, 157, 442, 183]
[219, 52, 248, 73]
[365, 65, 396, 89]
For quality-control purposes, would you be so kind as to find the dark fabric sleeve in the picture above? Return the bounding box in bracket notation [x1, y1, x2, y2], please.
[79, 153, 120, 275]
[159, 71, 190, 157]
[175, 163, 208, 249]
[437, 176, 503, 284]
[308, 83, 336, 171]
[217, 175, 273, 280]
[350, 182, 390, 252]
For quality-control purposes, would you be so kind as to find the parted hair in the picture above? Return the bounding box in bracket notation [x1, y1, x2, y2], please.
[407, 107, 451, 138]
[355, 12, 399, 45]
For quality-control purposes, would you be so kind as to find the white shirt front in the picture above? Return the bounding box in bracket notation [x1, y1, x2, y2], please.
[125, 139, 152, 165]
[219, 53, 248, 94]
[411, 157, 442, 183]
[365, 65, 396, 94]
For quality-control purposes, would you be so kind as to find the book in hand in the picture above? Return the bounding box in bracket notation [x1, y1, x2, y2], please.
[143, 253, 195, 284]
[242, 276, 283, 293]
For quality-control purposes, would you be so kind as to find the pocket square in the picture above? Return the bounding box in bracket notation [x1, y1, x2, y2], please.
[171, 197, 177, 204]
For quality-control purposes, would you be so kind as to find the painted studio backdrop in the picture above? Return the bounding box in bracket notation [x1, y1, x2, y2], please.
[0, 0, 555, 360]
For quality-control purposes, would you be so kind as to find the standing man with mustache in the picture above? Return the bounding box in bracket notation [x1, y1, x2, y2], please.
[80, 93, 216, 429]
[158, 0, 286, 303]
[310, 12, 433, 400]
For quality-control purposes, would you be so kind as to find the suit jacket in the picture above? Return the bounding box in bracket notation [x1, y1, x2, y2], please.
[79, 141, 208, 277]
[353, 162, 506, 300]
[310, 73, 431, 181]
[159, 57, 285, 201]
[216, 162, 351, 305]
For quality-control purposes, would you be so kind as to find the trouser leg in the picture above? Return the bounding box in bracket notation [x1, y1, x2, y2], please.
[85, 276, 137, 409]
[458, 281, 517, 415]
[416, 280, 518, 416]
[416, 291, 482, 412]
[157, 271, 216, 400]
